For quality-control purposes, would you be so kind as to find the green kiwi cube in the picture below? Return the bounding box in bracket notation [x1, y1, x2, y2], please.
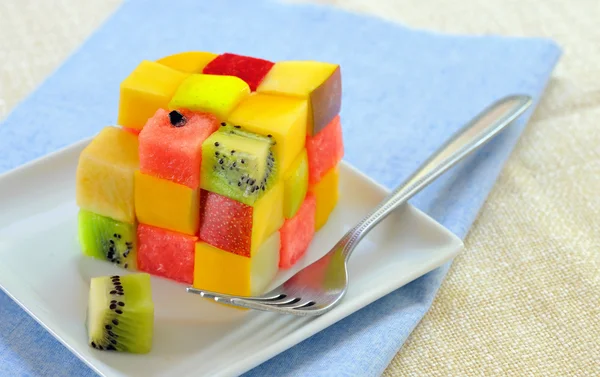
[200, 125, 277, 206]
[87, 273, 154, 353]
[78, 209, 137, 270]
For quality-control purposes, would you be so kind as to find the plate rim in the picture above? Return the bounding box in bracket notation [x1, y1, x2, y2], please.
[0, 136, 463, 377]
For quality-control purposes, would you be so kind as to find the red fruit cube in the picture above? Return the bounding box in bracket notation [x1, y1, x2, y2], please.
[139, 108, 219, 188]
[279, 194, 316, 268]
[137, 224, 197, 284]
[198, 190, 253, 257]
[306, 115, 344, 184]
[203, 53, 275, 91]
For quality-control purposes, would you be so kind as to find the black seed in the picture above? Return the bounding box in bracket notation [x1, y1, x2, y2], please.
[111, 275, 119, 279]
[251, 187, 256, 193]
[117, 292, 124, 296]
[220, 122, 226, 127]
[219, 159, 223, 164]
[112, 319, 119, 326]
[238, 182, 242, 186]
[118, 302, 125, 307]
[111, 300, 117, 304]
[110, 304, 117, 310]
[98, 345, 104, 350]
[105, 325, 112, 330]
[116, 309, 123, 315]
[215, 151, 219, 156]
[91, 342, 97, 348]
[262, 186, 266, 191]
[232, 162, 237, 167]
[169, 110, 186, 127]
[267, 134, 272, 138]
[108, 331, 117, 337]
[254, 185, 259, 191]
[113, 234, 118, 238]
[116, 261, 120, 265]
[109, 240, 115, 245]
[108, 246, 115, 252]
[110, 290, 117, 295]
[214, 142, 220, 147]
[124, 264, 128, 269]
[234, 125, 241, 129]
[241, 159, 245, 164]
[110, 339, 117, 345]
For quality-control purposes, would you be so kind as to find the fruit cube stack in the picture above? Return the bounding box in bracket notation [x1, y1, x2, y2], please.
[76, 51, 344, 296]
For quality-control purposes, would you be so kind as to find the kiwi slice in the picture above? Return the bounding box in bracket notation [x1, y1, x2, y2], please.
[78, 209, 137, 270]
[87, 273, 154, 353]
[201, 124, 277, 206]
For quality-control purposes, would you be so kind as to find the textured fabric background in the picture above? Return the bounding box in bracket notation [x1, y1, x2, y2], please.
[0, 1, 597, 377]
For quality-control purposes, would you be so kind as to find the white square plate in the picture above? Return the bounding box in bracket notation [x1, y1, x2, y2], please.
[0, 138, 462, 377]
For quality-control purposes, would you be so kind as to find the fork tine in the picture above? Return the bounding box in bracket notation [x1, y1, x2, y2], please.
[186, 287, 284, 302]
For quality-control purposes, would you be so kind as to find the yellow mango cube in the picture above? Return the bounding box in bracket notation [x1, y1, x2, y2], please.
[156, 51, 217, 73]
[227, 93, 308, 174]
[117, 60, 190, 130]
[134, 171, 200, 236]
[309, 166, 339, 231]
[168, 74, 250, 120]
[76, 127, 139, 223]
[257, 61, 341, 136]
[194, 232, 280, 296]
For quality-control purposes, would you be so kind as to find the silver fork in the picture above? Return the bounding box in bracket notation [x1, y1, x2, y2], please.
[187, 95, 533, 316]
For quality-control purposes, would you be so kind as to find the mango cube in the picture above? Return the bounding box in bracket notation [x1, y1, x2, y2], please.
[134, 171, 200, 236]
[76, 127, 139, 223]
[118, 60, 189, 130]
[198, 182, 284, 258]
[227, 93, 308, 174]
[194, 232, 280, 296]
[257, 61, 341, 136]
[168, 74, 250, 120]
[156, 51, 218, 73]
[309, 166, 339, 231]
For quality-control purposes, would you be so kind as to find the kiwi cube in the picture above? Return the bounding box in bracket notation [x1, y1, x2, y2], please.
[87, 273, 154, 353]
[78, 209, 137, 270]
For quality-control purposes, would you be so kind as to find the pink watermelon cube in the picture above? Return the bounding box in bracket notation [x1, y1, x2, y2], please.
[279, 193, 316, 268]
[198, 190, 253, 257]
[139, 108, 219, 188]
[203, 53, 275, 91]
[306, 115, 344, 184]
[137, 224, 197, 284]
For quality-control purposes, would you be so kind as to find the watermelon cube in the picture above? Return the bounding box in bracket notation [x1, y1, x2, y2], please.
[279, 193, 316, 269]
[203, 53, 275, 92]
[139, 108, 219, 188]
[257, 61, 341, 136]
[306, 115, 344, 184]
[137, 224, 197, 284]
[198, 184, 284, 257]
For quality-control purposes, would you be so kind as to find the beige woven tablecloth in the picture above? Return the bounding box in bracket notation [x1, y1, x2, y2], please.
[1, 1, 598, 376]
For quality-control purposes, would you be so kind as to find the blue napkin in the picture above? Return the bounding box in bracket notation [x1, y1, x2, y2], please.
[0, 0, 560, 376]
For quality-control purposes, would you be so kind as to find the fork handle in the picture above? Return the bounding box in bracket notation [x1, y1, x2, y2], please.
[341, 95, 533, 260]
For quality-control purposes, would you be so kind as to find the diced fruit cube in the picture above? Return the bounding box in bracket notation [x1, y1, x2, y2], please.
[87, 273, 154, 353]
[227, 93, 307, 173]
[137, 224, 197, 284]
[168, 74, 250, 120]
[309, 166, 339, 231]
[198, 182, 284, 257]
[306, 115, 344, 184]
[279, 194, 316, 268]
[78, 209, 137, 270]
[76, 127, 139, 223]
[156, 51, 217, 73]
[117, 60, 189, 130]
[194, 232, 280, 296]
[202, 53, 275, 91]
[283, 149, 309, 219]
[200, 125, 277, 206]
[257, 61, 341, 136]
[139, 108, 219, 188]
[134, 171, 200, 236]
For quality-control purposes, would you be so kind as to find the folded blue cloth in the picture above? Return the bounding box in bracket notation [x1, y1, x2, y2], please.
[0, 0, 560, 376]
